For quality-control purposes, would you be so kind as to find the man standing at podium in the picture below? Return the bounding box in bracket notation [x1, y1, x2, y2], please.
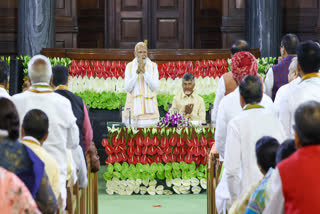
[123, 41, 160, 127]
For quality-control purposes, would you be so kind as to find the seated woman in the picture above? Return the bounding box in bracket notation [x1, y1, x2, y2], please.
[229, 136, 280, 214]
[245, 139, 296, 214]
[0, 98, 57, 214]
[0, 166, 41, 214]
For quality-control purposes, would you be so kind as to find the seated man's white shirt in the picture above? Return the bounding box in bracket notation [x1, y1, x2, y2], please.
[211, 76, 226, 125]
[215, 87, 275, 159]
[274, 77, 301, 117]
[0, 87, 10, 99]
[263, 168, 285, 214]
[215, 108, 286, 213]
[264, 67, 274, 98]
[12, 83, 79, 206]
[279, 77, 320, 138]
[123, 58, 160, 128]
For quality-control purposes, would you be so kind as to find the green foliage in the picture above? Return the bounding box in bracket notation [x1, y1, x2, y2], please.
[103, 162, 207, 181]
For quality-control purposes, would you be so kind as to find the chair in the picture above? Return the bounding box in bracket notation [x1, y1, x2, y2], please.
[207, 153, 224, 214]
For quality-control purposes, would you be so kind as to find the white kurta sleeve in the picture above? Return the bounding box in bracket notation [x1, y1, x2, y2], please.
[143, 62, 159, 91]
[224, 121, 241, 205]
[71, 145, 88, 188]
[263, 168, 285, 214]
[264, 67, 274, 98]
[65, 102, 80, 150]
[278, 95, 293, 138]
[215, 99, 227, 159]
[212, 76, 226, 125]
[124, 62, 139, 93]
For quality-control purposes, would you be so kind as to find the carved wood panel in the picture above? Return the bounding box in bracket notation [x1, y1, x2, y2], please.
[121, 0, 142, 11]
[158, 0, 178, 9]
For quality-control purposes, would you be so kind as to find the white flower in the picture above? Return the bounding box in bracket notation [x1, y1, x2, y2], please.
[191, 178, 200, 187]
[200, 179, 207, 189]
[147, 186, 156, 195]
[173, 185, 181, 194]
[166, 179, 173, 187]
[149, 180, 157, 187]
[135, 179, 142, 186]
[134, 185, 140, 194]
[191, 186, 201, 194]
[182, 179, 191, 186]
[140, 186, 147, 195]
[142, 179, 149, 187]
[126, 185, 134, 195]
[156, 185, 164, 195]
[180, 185, 190, 194]
[106, 189, 114, 195]
[112, 178, 120, 186]
[172, 178, 182, 187]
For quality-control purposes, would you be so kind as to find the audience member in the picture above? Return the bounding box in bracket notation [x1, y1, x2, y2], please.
[0, 60, 10, 99]
[229, 136, 280, 214]
[0, 98, 57, 213]
[215, 75, 286, 213]
[211, 40, 250, 125]
[209, 52, 274, 161]
[21, 109, 61, 199]
[12, 55, 80, 208]
[264, 101, 320, 213]
[0, 167, 41, 214]
[264, 34, 299, 100]
[279, 40, 320, 137]
[170, 72, 206, 123]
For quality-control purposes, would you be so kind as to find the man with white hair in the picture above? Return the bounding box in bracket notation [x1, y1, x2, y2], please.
[123, 42, 160, 127]
[12, 55, 80, 208]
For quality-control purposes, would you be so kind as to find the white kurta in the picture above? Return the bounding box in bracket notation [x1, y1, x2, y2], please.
[215, 87, 275, 159]
[211, 76, 226, 126]
[273, 77, 301, 117]
[215, 108, 286, 213]
[279, 77, 320, 138]
[12, 83, 79, 206]
[0, 87, 10, 99]
[264, 67, 274, 98]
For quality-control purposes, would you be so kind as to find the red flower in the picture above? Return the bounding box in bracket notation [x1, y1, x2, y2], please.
[188, 146, 196, 155]
[160, 138, 169, 149]
[106, 154, 115, 164]
[119, 136, 126, 146]
[193, 156, 201, 165]
[127, 146, 134, 156]
[120, 153, 128, 162]
[128, 156, 135, 165]
[184, 154, 193, 164]
[164, 146, 171, 155]
[162, 154, 170, 163]
[194, 147, 201, 157]
[136, 136, 144, 147]
[101, 138, 108, 147]
[200, 136, 208, 147]
[134, 146, 141, 156]
[143, 137, 152, 147]
[186, 139, 193, 147]
[192, 138, 199, 147]
[112, 136, 120, 146]
[155, 155, 162, 163]
[104, 145, 114, 155]
[142, 146, 148, 155]
[200, 146, 208, 157]
[136, 156, 141, 164]
[180, 146, 187, 155]
[148, 146, 157, 156]
[146, 156, 153, 165]
[177, 137, 184, 147]
[151, 137, 159, 146]
[200, 156, 208, 165]
[156, 146, 164, 155]
[114, 153, 122, 162]
[173, 147, 180, 155]
[141, 155, 147, 164]
[170, 154, 176, 162]
[127, 138, 135, 146]
[114, 146, 121, 153]
[177, 154, 184, 162]
[169, 136, 177, 146]
[208, 139, 215, 148]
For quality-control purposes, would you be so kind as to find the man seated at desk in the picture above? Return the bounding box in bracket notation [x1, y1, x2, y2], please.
[170, 73, 206, 124]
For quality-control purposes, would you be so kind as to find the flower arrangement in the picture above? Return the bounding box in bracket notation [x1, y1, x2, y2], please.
[157, 112, 190, 128]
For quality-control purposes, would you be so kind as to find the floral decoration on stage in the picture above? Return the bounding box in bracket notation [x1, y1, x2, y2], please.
[157, 113, 190, 128]
[102, 127, 215, 195]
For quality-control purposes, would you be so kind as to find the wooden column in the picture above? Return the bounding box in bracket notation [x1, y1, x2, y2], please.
[246, 0, 282, 57]
[18, 0, 56, 56]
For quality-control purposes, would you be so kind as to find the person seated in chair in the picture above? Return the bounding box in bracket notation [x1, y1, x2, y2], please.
[169, 72, 206, 124]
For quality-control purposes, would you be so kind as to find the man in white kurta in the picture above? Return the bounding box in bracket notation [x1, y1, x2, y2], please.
[12, 55, 80, 208]
[215, 75, 286, 213]
[123, 42, 160, 127]
[279, 41, 320, 138]
[211, 40, 249, 126]
[209, 51, 275, 160]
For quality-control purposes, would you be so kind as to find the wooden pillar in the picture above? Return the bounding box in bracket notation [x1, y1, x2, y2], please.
[246, 0, 282, 57]
[18, 0, 56, 56]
